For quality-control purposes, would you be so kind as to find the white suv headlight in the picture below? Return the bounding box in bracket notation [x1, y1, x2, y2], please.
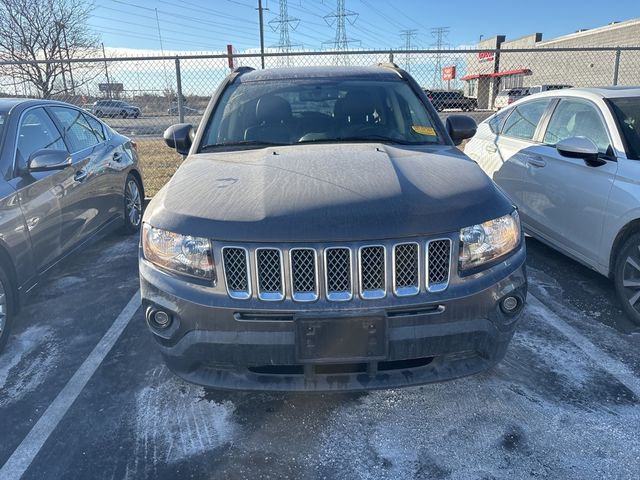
[142, 224, 214, 280]
[459, 211, 521, 271]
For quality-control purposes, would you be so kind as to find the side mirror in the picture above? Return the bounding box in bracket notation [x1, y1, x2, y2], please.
[556, 136, 605, 166]
[28, 149, 72, 172]
[164, 123, 194, 155]
[446, 115, 477, 145]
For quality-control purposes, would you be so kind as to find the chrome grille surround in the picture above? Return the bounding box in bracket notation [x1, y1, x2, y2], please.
[392, 242, 420, 297]
[324, 247, 353, 302]
[289, 248, 318, 302]
[255, 248, 285, 301]
[358, 245, 386, 299]
[426, 239, 452, 292]
[221, 247, 251, 300]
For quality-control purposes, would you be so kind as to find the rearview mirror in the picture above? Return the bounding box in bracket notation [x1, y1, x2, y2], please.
[28, 149, 72, 172]
[164, 123, 194, 155]
[556, 137, 605, 166]
[446, 115, 477, 145]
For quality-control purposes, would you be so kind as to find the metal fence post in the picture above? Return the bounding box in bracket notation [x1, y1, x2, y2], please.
[612, 48, 621, 86]
[175, 57, 184, 123]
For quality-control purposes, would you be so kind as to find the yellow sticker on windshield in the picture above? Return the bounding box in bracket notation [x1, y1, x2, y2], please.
[412, 125, 436, 136]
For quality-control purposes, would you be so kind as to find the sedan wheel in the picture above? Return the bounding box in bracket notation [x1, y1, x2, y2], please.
[614, 233, 640, 324]
[122, 174, 143, 234]
[0, 266, 14, 352]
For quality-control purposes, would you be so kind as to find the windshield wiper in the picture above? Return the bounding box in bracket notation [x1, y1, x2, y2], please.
[200, 140, 286, 151]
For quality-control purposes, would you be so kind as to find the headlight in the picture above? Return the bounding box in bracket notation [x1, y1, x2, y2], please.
[142, 224, 214, 280]
[459, 211, 521, 271]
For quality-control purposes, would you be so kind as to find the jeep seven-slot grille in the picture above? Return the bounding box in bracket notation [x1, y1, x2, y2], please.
[393, 243, 419, 296]
[256, 248, 284, 300]
[360, 246, 385, 298]
[325, 248, 352, 301]
[222, 247, 250, 299]
[220, 240, 451, 301]
[427, 240, 451, 291]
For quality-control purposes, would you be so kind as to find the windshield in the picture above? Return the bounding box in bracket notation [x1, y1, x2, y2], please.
[609, 97, 640, 160]
[201, 78, 441, 150]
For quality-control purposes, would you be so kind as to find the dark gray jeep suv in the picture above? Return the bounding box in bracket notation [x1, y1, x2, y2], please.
[140, 65, 527, 391]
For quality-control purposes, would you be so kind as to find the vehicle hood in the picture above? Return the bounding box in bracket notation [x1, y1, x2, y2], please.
[145, 143, 514, 242]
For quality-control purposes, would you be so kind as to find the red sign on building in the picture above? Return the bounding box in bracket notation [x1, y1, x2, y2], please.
[478, 51, 495, 62]
[442, 66, 456, 81]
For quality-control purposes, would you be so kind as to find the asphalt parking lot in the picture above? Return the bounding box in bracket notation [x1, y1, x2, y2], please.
[0, 234, 639, 480]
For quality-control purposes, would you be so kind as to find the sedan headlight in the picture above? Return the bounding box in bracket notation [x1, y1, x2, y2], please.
[142, 224, 214, 280]
[459, 211, 521, 271]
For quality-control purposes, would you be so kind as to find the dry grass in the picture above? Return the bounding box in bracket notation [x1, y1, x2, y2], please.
[136, 139, 184, 197]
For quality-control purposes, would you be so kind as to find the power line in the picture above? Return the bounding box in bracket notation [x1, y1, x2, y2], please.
[400, 29, 417, 72]
[323, 0, 360, 64]
[431, 26, 450, 88]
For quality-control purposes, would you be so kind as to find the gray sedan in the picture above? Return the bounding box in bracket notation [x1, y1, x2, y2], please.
[0, 99, 144, 351]
[466, 86, 640, 323]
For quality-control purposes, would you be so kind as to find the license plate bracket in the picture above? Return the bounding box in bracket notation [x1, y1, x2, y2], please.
[295, 314, 388, 363]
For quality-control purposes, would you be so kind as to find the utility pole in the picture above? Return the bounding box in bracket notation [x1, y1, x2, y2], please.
[431, 26, 450, 89]
[257, 0, 266, 69]
[323, 0, 360, 65]
[400, 29, 417, 72]
[55, 21, 68, 95]
[60, 23, 75, 95]
[269, 0, 301, 66]
[101, 42, 111, 99]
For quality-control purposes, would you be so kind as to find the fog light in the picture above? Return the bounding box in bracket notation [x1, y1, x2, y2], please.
[147, 307, 172, 330]
[501, 296, 519, 313]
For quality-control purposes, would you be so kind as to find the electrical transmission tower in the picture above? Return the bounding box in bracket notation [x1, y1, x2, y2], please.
[269, 0, 301, 66]
[400, 29, 417, 72]
[323, 0, 360, 65]
[431, 26, 450, 89]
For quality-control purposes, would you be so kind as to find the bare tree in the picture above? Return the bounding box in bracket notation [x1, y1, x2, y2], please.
[0, 0, 98, 98]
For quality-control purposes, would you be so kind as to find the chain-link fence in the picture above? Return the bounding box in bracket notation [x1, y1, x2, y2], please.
[1, 46, 638, 195]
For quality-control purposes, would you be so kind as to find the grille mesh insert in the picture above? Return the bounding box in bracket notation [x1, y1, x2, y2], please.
[222, 248, 249, 293]
[256, 249, 282, 293]
[428, 240, 451, 286]
[394, 243, 419, 289]
[291, 249, 316, 293]
[360, 246, 385, 291]
[326, 248, 351, 293]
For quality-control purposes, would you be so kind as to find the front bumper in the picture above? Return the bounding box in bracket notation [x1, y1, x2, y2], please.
[140, 245, 527, 392]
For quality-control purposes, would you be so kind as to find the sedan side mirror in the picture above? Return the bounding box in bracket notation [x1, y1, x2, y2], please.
[28, 149, 72, 172]
[446, 115, 477, 145]
[164, 123, 194, 155]
[556, 136, 606, 166]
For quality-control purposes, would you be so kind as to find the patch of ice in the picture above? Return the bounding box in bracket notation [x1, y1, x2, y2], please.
[0, 325, 59, 407]
[127, 366, 237, 475]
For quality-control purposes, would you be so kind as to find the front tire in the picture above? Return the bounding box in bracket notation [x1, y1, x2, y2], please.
[614, 233, 640, 325]
[0, 265, 15, 353]
[121, 173, 143, 234]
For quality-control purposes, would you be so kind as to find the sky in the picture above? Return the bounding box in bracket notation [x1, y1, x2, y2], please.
[90, 0, 640, 55]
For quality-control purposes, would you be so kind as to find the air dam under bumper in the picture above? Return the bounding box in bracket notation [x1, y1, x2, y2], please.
[140, 253, 526, 392]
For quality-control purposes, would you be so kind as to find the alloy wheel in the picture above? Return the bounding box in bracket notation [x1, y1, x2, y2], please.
[125, 179, 142, 227]
[621, 245, 640, 314]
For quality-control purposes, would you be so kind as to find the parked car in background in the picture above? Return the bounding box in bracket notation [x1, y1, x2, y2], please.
[494, 88, 530, 110]
[92, 100, 141, 118]
[425, 90, 478, 111]
[0, 99, 144, 352]
[167, 104, 200, 116]
[465, 86, 640, 323]
[527, 84, 573, 94]
[140, 65, 527, 392]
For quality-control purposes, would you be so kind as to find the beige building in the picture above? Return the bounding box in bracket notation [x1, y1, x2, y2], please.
[462, 18, 640, 109]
